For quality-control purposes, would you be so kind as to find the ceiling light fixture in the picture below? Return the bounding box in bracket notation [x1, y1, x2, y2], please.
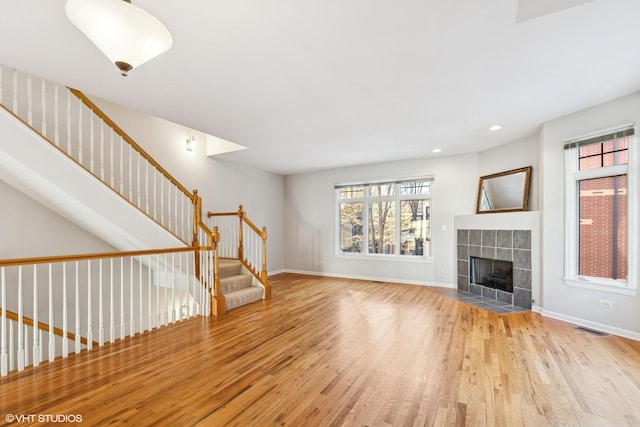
[65, 0, 173, 76]
[489, 125, 503, 131]
[432, 148, 442, 153]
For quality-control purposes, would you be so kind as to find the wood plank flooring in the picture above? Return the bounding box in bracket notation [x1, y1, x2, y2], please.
[1, 273, 639, 426]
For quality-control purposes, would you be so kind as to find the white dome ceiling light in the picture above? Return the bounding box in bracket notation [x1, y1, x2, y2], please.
[65, 0, 173, 76]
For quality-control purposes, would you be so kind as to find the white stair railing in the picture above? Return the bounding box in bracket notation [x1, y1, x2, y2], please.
[0, 65, 195, 245]
[0, 247, 211, 377]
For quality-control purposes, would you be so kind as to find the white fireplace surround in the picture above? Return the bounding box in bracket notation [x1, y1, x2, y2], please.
[454, 212, 541, 311]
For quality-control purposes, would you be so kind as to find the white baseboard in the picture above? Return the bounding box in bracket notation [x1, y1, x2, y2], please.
[541, 309, 640, 341]
[281, 269, 456, 288]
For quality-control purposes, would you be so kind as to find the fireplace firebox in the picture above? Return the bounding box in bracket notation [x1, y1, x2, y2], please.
[470, 257, 513, 293]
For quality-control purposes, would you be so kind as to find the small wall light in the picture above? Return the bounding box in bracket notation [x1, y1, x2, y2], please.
[186, 135, 195, 151]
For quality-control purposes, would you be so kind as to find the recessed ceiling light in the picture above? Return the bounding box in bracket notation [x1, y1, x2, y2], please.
[489, 125, 503, 131]
[432, 148, 442, 153]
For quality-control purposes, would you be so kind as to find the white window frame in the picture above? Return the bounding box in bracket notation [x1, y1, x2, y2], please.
[335, 178, 433, 260]
[564, 124, 638, 295]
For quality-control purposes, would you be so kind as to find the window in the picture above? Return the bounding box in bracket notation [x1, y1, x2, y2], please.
[564, 126, 637, 292]
[336, 178, 432, 257]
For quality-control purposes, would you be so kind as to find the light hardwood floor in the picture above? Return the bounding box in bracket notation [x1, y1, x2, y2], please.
[1, 273, 639, 426]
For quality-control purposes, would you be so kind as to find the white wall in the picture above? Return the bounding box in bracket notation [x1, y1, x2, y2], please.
[284, 154, 479, 286]
[89, 98, 285, 273]
[0, 179, 115, 259]
[478, 135, 540, 211]
[540, 92, 640, 339]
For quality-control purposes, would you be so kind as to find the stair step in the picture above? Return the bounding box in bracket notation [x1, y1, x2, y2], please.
[218, 259, 243, 278]
[220, 274, 253, 293]
[225, 286, 264, 311]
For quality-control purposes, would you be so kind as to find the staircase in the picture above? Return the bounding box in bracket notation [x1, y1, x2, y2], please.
[219, 259, 264, 311]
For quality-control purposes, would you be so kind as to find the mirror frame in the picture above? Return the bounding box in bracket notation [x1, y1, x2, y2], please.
[475, 166, 532, 214]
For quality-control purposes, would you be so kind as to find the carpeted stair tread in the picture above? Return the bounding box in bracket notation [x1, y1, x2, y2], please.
[225, 286, 264, 311]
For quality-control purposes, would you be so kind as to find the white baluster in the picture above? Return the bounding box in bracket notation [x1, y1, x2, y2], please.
[87, 261, 93, 350]
[66, 90, 72, 154]
[110, 131, 115, 188]
[54, 85, 60, 146]
[128, 145, 133, 202]
[100, 120, 105, 181]
[145, 162, 150, 215]
[153, 169, 158, 221]
[1, 268, 8, 376]
[32, 265, 39, 367]
[147, 255, 152, 332]
[99, 259, 104, 347]
[120, 258, 125, 340]
[78, 103, 83, 165]
[41, 80, 47, 137]
[163, 254, 168, 326]
[130, 256, 135, 336]
[137, 154, 141, 208]
[161, 176, 165, 226]
[156, 255, 160, 329]
[75, 261, 81, 354]
[39, 330, 44, 365]
[17, 266, 24, 371]
[139, 257, 144, 334]
[90, 115, 95, 173]
[12, 69, 18, 114]
[110, 259, 115, 344]
[27, 75, 33, 126]
[119, 136, 124, 195]
[171, 252, 176, 324]
[48, 264, 54, 362]
[62, 263, 68, 358]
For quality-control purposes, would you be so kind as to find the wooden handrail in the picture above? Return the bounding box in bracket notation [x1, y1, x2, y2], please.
[0, 308, 95, 346]
[0, 246, 204, 268]
[69, 89, 193, 199]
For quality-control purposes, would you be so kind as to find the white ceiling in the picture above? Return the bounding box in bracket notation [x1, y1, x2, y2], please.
[1, 0, 639, 175]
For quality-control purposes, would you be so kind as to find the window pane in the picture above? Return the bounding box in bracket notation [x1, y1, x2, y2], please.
[368, 201, 395, 254]
[340, 202, 364, 253]
[579, 138, 629, 170]
[369, 183, 395, 197]
[578, 175, 627, 280]
[339, 186, 364, 199]
[400, 180, 431, 195]
[400, 200, 430, 256]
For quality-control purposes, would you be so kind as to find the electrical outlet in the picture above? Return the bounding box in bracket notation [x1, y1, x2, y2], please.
[599, 299, 613, 309]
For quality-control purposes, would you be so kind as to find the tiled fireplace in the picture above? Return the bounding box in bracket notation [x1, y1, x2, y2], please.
[457, 229, 532, 309]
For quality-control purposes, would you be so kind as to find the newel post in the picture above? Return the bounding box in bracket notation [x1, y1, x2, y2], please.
[261, 226, 271, 299]
[238, 204, 245, 261]
[211, 226, 225, 316]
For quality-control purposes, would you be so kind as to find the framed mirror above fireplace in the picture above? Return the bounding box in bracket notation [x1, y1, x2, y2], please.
[476, 166, 532, 214]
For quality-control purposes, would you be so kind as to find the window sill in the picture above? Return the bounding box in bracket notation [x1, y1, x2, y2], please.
[563, 277, 637, 296]
[336, 253, 433, 263]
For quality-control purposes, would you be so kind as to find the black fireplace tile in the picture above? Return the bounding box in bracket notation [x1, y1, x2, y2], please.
[514, 230, 531, 249]
[513, 249, 531, 269]
[469, 245, 481, 258]
[481, 246, 496, 259]
[457, 244, 468, 260]
[457, 229, 469, 245]
[481, 229, 496, 247]
[513, 268, 532, 290]
[514, 289, 532, 309]
[496, 248, 512, 262]
[457, 259, 469, 277]
[469, 230, 481, 246]
[497, 230, 513, 248]
[458, 275, 469, 292]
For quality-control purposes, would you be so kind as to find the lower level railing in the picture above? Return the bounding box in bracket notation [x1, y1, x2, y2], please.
[0, 246, 215, 377]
